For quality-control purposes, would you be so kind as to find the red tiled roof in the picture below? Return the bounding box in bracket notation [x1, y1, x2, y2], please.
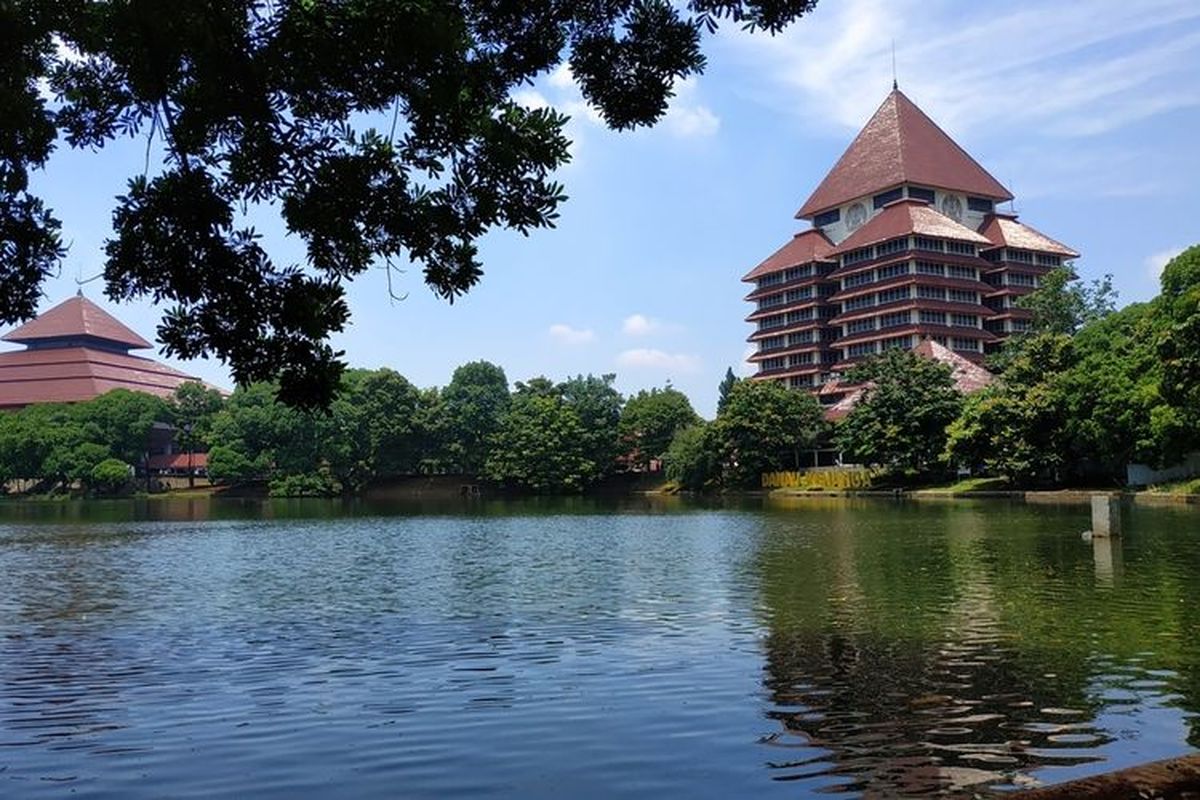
[742, 229, 836, 282]
[831, 199, 992, 255]
[0, 347, 200, 408]
[822, 338, 994, 421]
[797, 89, 1012, 218]
[2, 295, 152, 349]
[147, 452, 209, 471]
[977, 214, 1080, 257]
[911, 339, 994, 392]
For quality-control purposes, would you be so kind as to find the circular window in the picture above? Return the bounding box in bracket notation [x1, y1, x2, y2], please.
[940, 195, 963, 222]
[845, 203, 867, 231]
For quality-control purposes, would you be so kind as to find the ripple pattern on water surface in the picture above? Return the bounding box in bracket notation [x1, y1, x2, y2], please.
[1, 499, 1199, 798]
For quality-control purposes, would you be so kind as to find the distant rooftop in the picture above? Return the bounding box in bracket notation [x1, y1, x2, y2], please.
[2, 295, 152, 350]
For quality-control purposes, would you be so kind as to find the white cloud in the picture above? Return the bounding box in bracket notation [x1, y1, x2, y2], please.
[523, 65, 719, 144]
[1145, 247, 1185, 282]
[622, 313, 685, 337]
[617, 348, 702, 373]
[548, 323, 595, 345]
[661, 78, 721, 139]
[622, 314, 661, 336]
[723, 0, 1200, 138]
[512, 88, 550, 110]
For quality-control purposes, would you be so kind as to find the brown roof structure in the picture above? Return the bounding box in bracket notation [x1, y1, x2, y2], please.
[742, 229, 836, 282]
[797, 89, 1013, 219]
[977, 214, 1080, 257]
[2, 295, 151, 349]
[831, 198, 992, 255]
[0, 296, 207, 410]
[823, 339, 994, 421]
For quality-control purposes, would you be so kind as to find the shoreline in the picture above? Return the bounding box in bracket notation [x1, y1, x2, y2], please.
[770, 487, 1200, 506]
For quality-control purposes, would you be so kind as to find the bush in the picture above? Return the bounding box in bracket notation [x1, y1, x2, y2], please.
[90, 458, 133, 496]
[268, 472, 340, 497]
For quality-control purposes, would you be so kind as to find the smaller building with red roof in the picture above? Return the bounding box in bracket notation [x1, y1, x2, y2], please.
[0, 295, 207, 410]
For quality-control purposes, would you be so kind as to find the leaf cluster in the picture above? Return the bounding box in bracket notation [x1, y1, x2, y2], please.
[2, 0, 819, 408]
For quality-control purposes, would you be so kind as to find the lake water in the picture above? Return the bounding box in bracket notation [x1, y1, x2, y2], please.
[1, 496, 1198, 797]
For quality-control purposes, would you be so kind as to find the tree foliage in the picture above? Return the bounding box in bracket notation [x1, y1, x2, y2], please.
[836, 349, 962, 475]
[663, 422, 717, 491]
[945, 334, 1075, 485]
[2, 0, 819, 408]
[443, 360, 510, 474]
[484, 382, 597, 492]
[560, 373, 624, 478]
[0, 390, 170, 491]
[1157, 246, 1200, 435]
[717, 367, 739, 414]
[1016, 266, 1116, 336]
[619, 386, 700, 469]
[710, 379, 824, 487]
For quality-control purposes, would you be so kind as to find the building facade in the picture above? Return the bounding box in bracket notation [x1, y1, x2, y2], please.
[0, 294, 206, 409]
[744, 88, 1078, 400]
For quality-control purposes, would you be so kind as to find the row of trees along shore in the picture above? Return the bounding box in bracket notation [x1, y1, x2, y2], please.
[2, 247, 1197, 496]
[0, 364, 704, 497]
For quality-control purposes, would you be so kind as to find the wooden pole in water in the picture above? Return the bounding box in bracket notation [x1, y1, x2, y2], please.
[1090, 494, 1121, 538]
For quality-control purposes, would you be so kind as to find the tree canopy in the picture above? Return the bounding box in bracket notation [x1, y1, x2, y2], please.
[710, 379, 825, 487]
[836, 348, 963, 475]
[619, 386, 699, 470]
[2, 0, 819, 407]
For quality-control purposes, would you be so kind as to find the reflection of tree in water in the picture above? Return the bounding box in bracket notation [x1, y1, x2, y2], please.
[755, 502, 1117, 795]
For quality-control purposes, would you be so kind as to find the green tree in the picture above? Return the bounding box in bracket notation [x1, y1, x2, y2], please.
[206, 444, 264, 485]
[945, 334, 1075, 485]
[560, 373, 623, 478]
[717, 367, 739, 415]
[663, 422, 718, 491]
[484, 390, 596, 492]
[412, 387, 450, 474]
[173, 381, 224, 449]
[620, 386, 700, 470]
[206, 382, 301, 482]
[1157, 246, 1200, 438]
[444, 361, 510, 474]
[90, 458, 133, 496]
[318, 368, 425, 492]
[78, 389, 174, 466]
[3, 1, 818, 407]
[1017, 266, 1117, 336]
[710, 379, 824, 487]
[836, 349, 963, 475]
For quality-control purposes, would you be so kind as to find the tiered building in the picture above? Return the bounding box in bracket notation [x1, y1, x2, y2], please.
[0, 294, 205, 409]
[744, 88, 1078, 400]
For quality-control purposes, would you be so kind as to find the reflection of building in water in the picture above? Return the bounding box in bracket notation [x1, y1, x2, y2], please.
[755, 507, 1110, 795]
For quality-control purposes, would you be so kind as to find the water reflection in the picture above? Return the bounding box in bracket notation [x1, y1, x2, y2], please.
[1093, 535, 1124, 587]
[0, 497, 1198, 797]
[755, 499, 1200, 794]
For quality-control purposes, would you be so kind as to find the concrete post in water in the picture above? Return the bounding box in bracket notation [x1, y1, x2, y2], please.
[1090, 494, 1121, 538]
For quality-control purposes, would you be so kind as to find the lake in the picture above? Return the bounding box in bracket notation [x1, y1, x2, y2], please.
[1, 496, 1198, 797]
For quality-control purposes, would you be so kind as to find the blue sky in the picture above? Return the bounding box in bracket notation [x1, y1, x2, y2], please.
[10, 0, 1200, 415]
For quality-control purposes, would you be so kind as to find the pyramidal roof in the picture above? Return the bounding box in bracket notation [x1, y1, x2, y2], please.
[978, 213, 1080, 257]
[797, 89, 1013, 219]
[742, 229, 836, 282]
[2, 295, 152, 350]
